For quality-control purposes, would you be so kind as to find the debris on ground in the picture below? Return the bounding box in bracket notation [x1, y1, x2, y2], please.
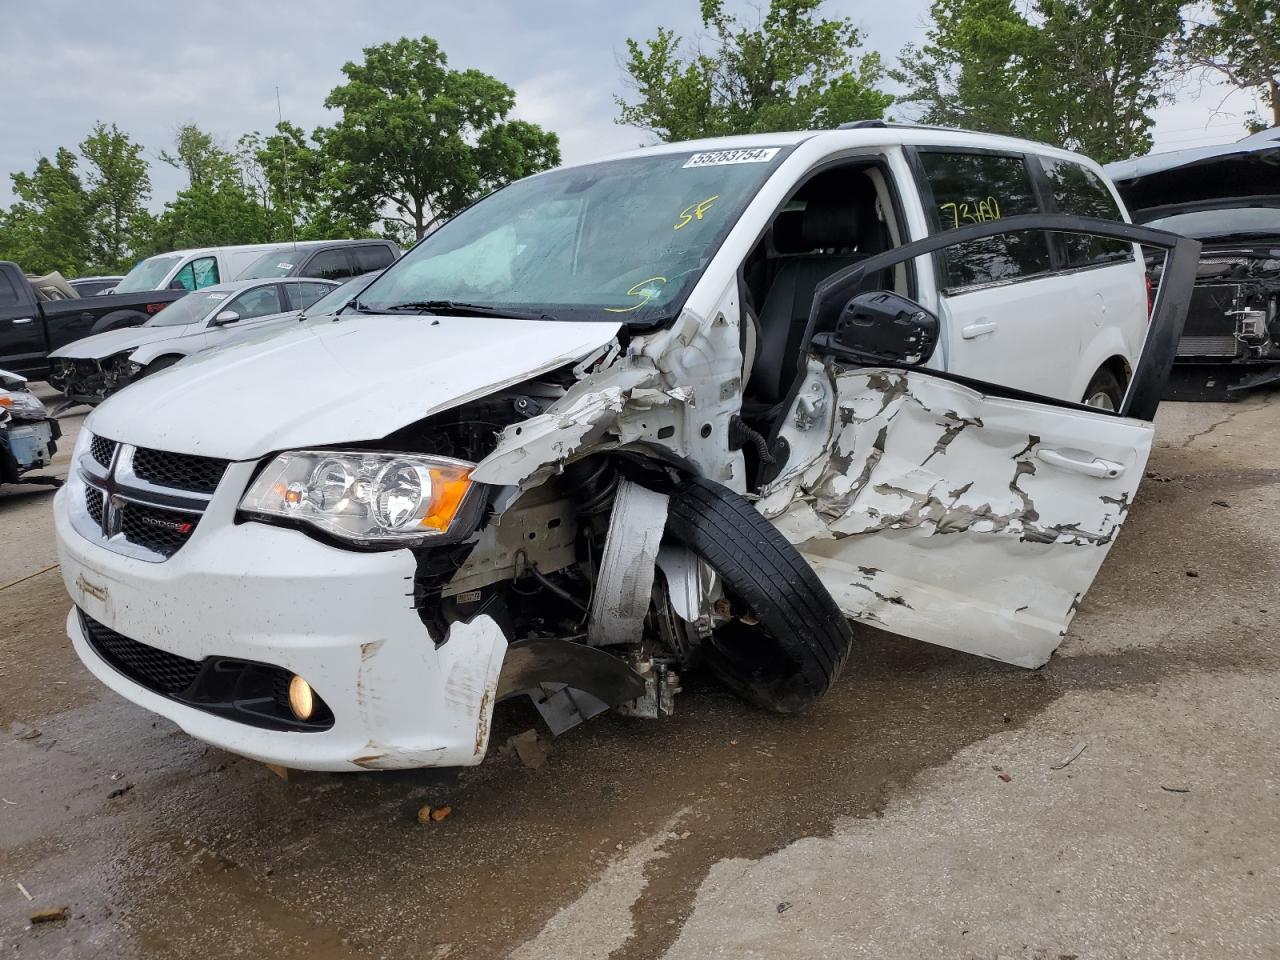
[417, 804, 453, 824]
[1051, 740, 1088, 770]
[1161, 784, 1191, 794]
[106, 783, 134, 800]
[997, 772, 1013, 783]
[507, 729, 552, 770]
[16, 882, 32, 901]
[1186, 570, 1200, 578]
[777, 902, 792, 914]
[10, 721, 41, 741]
[1212, 499, 1230, 508]
[30, 906, 68, 924]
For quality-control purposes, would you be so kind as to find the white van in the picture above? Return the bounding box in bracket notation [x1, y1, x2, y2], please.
[112, 241, 353, 296]
[54, 124, 1197, 772]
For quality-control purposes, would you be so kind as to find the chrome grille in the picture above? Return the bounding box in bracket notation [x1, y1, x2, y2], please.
[73, 433, 223, 563]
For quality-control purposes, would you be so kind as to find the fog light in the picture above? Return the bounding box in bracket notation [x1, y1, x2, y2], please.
[287, 675, 315, 721]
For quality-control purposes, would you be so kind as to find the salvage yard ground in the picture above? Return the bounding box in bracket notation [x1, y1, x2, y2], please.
[2, 388, 1278, 959]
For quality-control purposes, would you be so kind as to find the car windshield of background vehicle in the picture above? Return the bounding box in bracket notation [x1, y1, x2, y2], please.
[114, 254, 183, 293]
[357, 147, 792, 323]
[1145, 205, 1280, 241]
[145, 290, 226, 327]
[305, 273, 374, 316]
[238, 250, 299, 279]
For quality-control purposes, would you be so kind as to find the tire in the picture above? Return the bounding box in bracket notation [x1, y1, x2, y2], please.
[1082, 367, 1124, 411]
[665, 476, 854, 713]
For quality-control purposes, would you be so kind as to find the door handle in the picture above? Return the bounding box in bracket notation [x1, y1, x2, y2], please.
[12, 317, 33, 325]
[1037, 449, 1125, 479]
[961, 320, 997, 339]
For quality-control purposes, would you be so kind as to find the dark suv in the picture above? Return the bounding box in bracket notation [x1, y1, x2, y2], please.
[236, 240, 399, 283]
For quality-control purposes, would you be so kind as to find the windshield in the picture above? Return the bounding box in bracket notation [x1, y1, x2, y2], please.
[145, 290, 226, 327]
[238, 249, 299, 279]
[114, 254, 183, 293]
[306, 272, 378, 316]
[1144, 204, 1280, 240]
[357, 147, 791, 323]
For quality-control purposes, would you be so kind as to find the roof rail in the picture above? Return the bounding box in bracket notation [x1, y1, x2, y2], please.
[837, 119, 889, 129]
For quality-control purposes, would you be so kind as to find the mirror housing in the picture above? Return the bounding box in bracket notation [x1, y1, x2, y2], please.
[168, 279, 188, 291]
[818, 291, 939, 366]
[212, 309, 240, 326]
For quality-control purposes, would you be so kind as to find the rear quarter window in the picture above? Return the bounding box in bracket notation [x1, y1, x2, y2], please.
[1038, 157, 1134, 268]
[353, 244, 395, 272]
[303, 248, 355, 281]
[918, 150, 1052, 290]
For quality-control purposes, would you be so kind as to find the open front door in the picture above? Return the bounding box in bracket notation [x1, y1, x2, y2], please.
[760, 214, 1199, 667]
[783, 368, 1149, 666]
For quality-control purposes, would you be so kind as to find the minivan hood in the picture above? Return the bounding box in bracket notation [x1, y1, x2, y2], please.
[88, 313, 621, 460]
[49, 324, 188, 360]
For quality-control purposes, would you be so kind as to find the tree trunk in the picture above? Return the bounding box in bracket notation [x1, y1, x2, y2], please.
[413, 202, 426, 240]
[1271, 77, 1279, 128]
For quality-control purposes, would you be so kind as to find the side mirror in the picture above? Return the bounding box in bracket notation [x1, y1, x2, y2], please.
[169, 279, 188, 291]
[212, 310, 240, 326]
[818, 291, 939, 366]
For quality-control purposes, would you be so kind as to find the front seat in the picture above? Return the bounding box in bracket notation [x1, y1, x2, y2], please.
[747, 192, 884, 405]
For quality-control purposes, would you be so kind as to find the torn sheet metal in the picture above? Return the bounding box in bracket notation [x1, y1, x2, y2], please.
[781, 369, 1154, 667]
[589, 480, 670, 646]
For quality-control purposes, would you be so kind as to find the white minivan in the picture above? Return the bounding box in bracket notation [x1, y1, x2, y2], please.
[54, 125, 1196, 772]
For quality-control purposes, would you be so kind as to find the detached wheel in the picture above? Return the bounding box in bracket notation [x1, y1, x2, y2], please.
[1082, 367, 1124, 411]
[665, 476, 854, 713]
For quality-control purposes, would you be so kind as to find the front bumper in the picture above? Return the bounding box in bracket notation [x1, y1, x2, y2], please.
[54, 478, 508, 771]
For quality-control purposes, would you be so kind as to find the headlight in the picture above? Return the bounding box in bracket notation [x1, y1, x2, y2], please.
[239, 450, 478, 548]
[0, 389, 49, 421]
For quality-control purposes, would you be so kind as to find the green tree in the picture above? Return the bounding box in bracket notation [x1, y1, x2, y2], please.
[1179, 0, 1280, 130]
[80, 122, 152, 270]
[0, 148, 92, 275]
[896, 0, 1182, 162]
[160, 123, 237, 188]
[617, 0, 893, 142]
[322, 35, 561, 239]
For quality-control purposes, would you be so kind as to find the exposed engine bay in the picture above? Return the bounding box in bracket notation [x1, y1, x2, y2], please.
[48, 352, 134, 406]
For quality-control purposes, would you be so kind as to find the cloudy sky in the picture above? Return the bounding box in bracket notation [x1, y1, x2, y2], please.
[0, 0, 1264, 209]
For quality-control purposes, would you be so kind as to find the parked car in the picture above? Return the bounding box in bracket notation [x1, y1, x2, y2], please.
[236, 240, 400, 282]
[53, 126, 1196, 772]
[47, 277, 340, 404]
[292, 270, 383, 320]
[0, 368, 59, 484]
[68, 276, 124, 298]
[1106, 127, 1280, 399]
[0, 262, 186, 379]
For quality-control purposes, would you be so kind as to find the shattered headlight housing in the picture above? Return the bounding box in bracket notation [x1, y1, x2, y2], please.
[0, 389, 49, 422]
[240, 450, 479, 548]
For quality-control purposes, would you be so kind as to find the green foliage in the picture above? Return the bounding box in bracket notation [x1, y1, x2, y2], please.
[617, 0, 893, 141]
[896, 0, 1183, 162]
[80, 122, 152, 271]
[322, 36, 560, 238]
[1179, 0, 1280, 128]
[160, 124, 237, 188]
[0, 148, 92, 275]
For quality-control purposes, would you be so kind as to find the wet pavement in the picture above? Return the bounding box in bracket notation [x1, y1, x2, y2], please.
[2, 391, 1278, 959]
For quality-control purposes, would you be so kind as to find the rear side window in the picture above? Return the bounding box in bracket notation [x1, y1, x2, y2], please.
[172, 256, 221, 291]
[918, 151, 1052, 290]
[226, 284, 284, 321]
[303, 248, 355, 280]
[285, 282, 335, 310]
[353, 244, 394, 273]
[1038, 157, 1134, 268]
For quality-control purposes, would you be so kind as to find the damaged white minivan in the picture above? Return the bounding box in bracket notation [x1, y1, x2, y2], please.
[54, 126, 1198, 771]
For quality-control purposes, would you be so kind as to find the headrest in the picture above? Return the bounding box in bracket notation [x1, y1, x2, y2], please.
[801, 193, 864, 250]
[772, 210, 807, 253]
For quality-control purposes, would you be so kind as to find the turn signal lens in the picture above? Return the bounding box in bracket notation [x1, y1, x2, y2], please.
[287, 675, 315, 721]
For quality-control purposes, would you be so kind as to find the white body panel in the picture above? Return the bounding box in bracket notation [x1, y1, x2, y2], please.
[762, 369, 1152, 666]
[89, 313, 620, 459]
[49, 323, 197, 360]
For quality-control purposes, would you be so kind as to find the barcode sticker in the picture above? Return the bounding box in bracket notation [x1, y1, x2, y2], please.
[682, 148, 780, 168]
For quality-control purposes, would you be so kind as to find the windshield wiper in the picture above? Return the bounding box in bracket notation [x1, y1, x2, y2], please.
[378, 300, 556, 321]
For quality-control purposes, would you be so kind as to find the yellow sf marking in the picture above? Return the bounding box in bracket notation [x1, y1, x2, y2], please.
[604, 276, 668, 313]
[674, 195, 720, 230]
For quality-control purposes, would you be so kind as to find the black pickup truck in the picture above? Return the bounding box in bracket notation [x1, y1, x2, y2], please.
[0, 262, 184, 380]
